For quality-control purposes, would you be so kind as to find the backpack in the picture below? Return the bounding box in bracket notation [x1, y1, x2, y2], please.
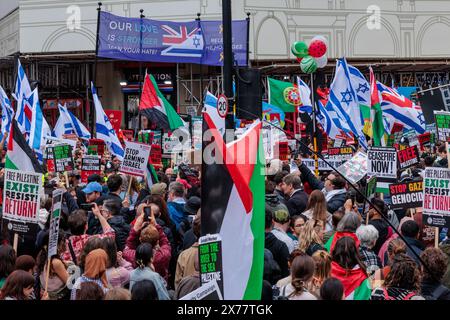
[422, 285, 450, 301]
[272, 285, 289, 300]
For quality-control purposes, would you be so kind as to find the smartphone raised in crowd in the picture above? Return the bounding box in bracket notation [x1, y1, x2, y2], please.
[144, 207, 151, 222]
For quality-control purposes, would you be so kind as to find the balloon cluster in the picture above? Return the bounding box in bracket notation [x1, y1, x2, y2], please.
[291, 36, 328, 74]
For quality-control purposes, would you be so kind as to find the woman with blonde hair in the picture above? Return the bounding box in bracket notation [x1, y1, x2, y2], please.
[70, 249, 110, 300]
[308, 250, 332, 297]
[298, 219, 325, 256]
[302, 190, 332, 231]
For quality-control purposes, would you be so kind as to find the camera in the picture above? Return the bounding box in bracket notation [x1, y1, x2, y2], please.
[80, 203, 95, 211]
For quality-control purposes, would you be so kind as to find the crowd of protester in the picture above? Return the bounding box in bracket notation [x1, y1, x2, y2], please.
[0, 137, 449, 300]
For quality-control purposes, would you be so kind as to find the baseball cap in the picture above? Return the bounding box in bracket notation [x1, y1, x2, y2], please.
[82, 182, 103, 194]
[265, 194, 290, 223]
[151, 183, 167, 196]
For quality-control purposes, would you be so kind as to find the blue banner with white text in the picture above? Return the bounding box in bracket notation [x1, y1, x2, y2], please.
[97, 11, 248, 66]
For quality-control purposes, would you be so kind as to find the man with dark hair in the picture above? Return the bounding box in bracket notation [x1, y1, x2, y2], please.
[98, 199, 130, 251]
[273, 171, 289, 205]
[420, 248, 450, 300]
[281, 173, 308, 216]
[63, 205, 115, 263]
[264, 209, 289, 280]
[434, 144, 448, 167]
[297, 158, 346, 213]
[96, 174, 123, 205]
[401, 220, 424, 265]
[167, 181, 187, 230]
[368, 198, 389, 254]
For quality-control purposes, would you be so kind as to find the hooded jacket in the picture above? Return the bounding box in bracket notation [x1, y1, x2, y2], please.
[265, 232, 290, 278]
[108, 215, 131, 251]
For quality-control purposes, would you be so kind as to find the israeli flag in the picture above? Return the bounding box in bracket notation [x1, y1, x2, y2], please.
[91, 82, 124, 161]
[326, 58, 367, 148]
[317, 100, 350, 140]
[13, 59, 32, 133]
[55, 104, 91, 139]
[0, 85, 14, 135]
[348, 64, 370, 108]
[28, 89, 52, 163]
[296, 77, 313, 114]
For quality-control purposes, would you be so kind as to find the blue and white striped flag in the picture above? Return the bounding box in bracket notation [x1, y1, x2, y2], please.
[326, 58, 367, 148]
[55, 104, 91, 139]
[296, 77, 313, 114]
[316, 100, 350, 140]
[348, 64, 370, 109]
[13, 60, 32, 134]
[28, 89, 52, 163]
[0, 85, 14, 136]
[91, 82, 124, 161]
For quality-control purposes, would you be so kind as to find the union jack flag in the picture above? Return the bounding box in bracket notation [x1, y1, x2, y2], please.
[161, 24, 204, 58]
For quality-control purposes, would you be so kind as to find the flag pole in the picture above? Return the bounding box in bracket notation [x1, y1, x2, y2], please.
[136, 9, 145, 142]
[196, 13, 204, 110]
[92, 2, 102, 135]
[310, 73, 319, 177]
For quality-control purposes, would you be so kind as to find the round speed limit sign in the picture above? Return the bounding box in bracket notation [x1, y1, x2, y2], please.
[217, 94, 228, 118]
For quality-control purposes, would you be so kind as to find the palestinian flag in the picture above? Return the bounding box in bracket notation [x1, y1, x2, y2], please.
[6, 120, 43, 173]
[146, 163, 159, 190]
[139, 74, 184, 131]
[201, 113, 265, 299]
[331, 261, 372, 300]
[324, 231, 360, 253]
[369, 67, 385, 146]
[268, 77, 299, 112]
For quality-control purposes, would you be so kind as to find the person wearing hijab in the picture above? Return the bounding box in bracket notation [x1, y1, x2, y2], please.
[70, 249, 109, 300]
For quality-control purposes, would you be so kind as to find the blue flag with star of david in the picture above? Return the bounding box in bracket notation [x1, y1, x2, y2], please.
[326, 58, 367, 149]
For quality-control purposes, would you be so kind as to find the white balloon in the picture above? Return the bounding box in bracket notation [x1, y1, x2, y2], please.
[315, 55, 328, 68]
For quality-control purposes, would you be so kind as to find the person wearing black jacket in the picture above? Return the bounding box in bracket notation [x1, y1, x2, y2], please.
[265, 209, 290, 279]
[420, 247, 450, 300]
[401, 220, 425, 266]
[281, 173, 308, 216]
[297, 161, 346, 214]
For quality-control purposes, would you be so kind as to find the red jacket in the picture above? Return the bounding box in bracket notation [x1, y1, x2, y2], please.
[123, 224, 171, 279]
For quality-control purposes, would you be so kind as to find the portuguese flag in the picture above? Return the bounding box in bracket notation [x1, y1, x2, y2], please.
[201, 113, 265, 299]
[268, 77, 299, 112]
[139, 74, 184, 131]
[6, 119, 43, 173]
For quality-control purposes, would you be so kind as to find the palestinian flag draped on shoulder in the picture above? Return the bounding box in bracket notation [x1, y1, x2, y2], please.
[139, 74, 185, 131]
[201, 113, 265, 299]
[6, 119, 43, 173]
[331, 261, 372, 300]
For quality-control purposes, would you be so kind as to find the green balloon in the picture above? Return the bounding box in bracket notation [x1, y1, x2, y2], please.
[291, 41, 309, 58]
[300, 55, 318, 74]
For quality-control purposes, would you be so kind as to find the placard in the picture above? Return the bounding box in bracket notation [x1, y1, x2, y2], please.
[302, 159, 345, 172]
[367, 147, 397, 179]
[327, 147, 353, 161]
[120, 141, 151, 177]
[198, 234, 223, 297]
[81, 156, 102, 184]
[336, 151, 368, 184]
[262, 123, 274, 160]
[397, 146, 420, 170]
[89, 139, 105, 156]
[389, 181, 423, 209]
[45, 146, 55, 173]
[434, 110, 450, 142]
[2, 169, 42, 234]
[104, 110, 122, 136]
[423, 167, 450, 228]
[53, 144, 74, 173]
[418, 132, 431, 151]
[275, 141, 289, 161]
[48, 190, 63, 258]
[179, 280, 223, 300]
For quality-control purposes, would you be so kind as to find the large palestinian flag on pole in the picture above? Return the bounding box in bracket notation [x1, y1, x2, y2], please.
[6, 119, 43, 173]
[201, 113, 265, 300]
[139, 74, 184, 131]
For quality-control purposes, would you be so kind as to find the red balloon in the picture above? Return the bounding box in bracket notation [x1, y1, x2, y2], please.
[308, 40, 327, 58]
